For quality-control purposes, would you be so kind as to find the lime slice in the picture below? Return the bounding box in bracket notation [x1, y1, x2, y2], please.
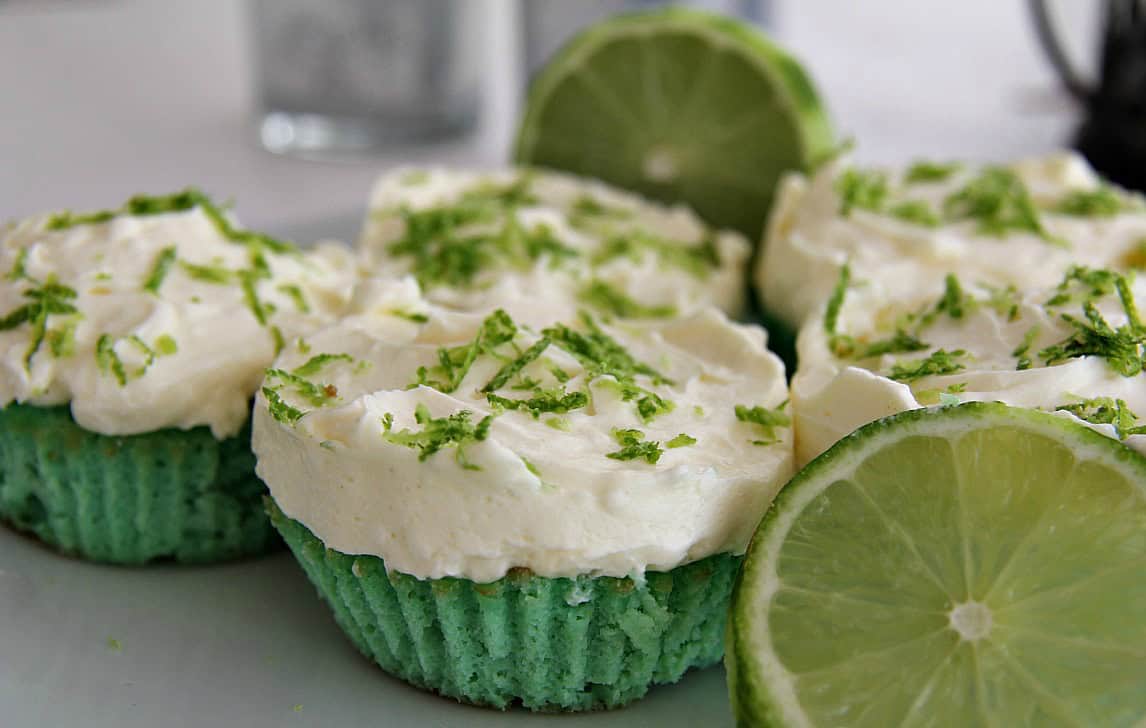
[728, 402, 1146, 727]
[514, 8, 834, 241]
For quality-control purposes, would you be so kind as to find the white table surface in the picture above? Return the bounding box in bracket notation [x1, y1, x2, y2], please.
[0, 1, 1095, 726]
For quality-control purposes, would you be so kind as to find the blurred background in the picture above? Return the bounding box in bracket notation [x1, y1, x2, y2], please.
[0, 1, 1099, 238]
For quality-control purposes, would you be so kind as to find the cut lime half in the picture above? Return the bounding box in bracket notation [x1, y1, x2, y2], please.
[728, 402, 1146, 727]
[514, 8, 833, 241]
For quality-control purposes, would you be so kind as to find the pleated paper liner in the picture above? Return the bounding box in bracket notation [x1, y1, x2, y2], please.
[269, 500, 741, 712]
[0, 404, 277, 564]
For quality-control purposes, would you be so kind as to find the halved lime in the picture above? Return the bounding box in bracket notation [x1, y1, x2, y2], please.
[728, 402, 1146, 727]
[513, 8, 834, 241]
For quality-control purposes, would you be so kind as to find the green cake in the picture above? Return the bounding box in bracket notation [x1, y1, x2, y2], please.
[0, 191, 358, 563]
[253, 285, 794, 710]
[0, 404, 271, 563]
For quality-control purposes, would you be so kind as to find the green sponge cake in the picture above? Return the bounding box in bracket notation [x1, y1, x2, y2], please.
[253, 279, 793, 710]
[0, 191, 357, 563]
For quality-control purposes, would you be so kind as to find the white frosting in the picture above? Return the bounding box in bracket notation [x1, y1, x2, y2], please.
[252, 281, 792, 581]
[0, 204, 358, 438]
[358, 167, 751, 320]
[792, 273, 1146, 466]
[758, 152, 1146, 331]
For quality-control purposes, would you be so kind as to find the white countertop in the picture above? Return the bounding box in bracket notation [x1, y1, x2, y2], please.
[0, 0, 1085, 240]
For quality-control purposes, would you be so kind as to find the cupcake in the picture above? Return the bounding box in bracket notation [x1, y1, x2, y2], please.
[0, 190, 357, 563]
[791, 262, 1146, 466]
[757, 151, 1146, 337]
[253, 282, 792, 710]
[357, 167, 752, 319]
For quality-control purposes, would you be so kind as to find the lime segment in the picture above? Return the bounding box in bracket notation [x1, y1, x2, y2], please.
[729, 403, 1146, 727]
[514, 8, 834, 241]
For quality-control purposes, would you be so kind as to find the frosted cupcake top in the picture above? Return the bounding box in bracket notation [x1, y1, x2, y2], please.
[357, 167, 751, 319]
[0, 191, 358, 439]
[252, 278, 792, 581]
[791, 264, 1146, 466]
[757, 151, 1146, 331]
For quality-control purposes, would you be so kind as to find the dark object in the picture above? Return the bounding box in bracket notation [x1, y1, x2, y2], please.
[1031, 0, 1146, 191]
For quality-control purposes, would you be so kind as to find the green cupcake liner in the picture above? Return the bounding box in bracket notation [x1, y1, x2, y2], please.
[0, 403, 276, 564]
[269, 500, 741, 712]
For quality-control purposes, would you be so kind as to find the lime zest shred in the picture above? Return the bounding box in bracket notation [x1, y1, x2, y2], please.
[734, 403, 790, 445]
[95, 334, 127, 386]
[263, 387, 305, 425]
[270, 325, 285, 356]
[385, 177, 575, 289]
[520, 456, 541, 478]
[45, 189, 297, 255]
[982, 283, 1022, 321]
[824, 262, 850, 341]
[262, 353, 352, 423]
[1012, 325, 1040, 370]
[276, 283, 310, 313]
[125, 335, 156, 377]
[1045, 266, 1119, 308]
[482, 337, 551, 393]
[942, 167, 1065, 246]
[487, 388, 589, 418]
[591, 231, 719, 278]
[1038, 267, 1146, 375]
[544, 416, 571, 431]
[579, 280, 677, 319]
[887, 349, 967, 382]
[154, 334, 178, 356]
[569, 194, 633, 229]
[1053, 185, 1136, 218]
[292, 352, 354, 377]
[542, 313, 671, 386]
[6, 248, 28, 281]
[548, 363, 571, 383]
[0, 279, 80, 369]
[1055, 396, 1146, 438]
[94, 333, 178, 385]
[388, 309, 429, 324]
[416, 309, 517, 393]
[605, 428, 662, 464]
[835, 167, 888, 215]
[263, 370, 334, 408]
[888, 199, 940, 227]
[382, 403, 494, 470]
[45, 318, 78, 358]
[904, 160, 962, 183]
[935, 273, 971, 320]
[846, 330, 930, 360]
[143, 246, 177, 294]
[179, 260, 233, 284]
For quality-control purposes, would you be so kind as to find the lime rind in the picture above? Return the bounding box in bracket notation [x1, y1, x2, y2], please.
[514, 6, 834, 241]
[728, 402, 1146, 727]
